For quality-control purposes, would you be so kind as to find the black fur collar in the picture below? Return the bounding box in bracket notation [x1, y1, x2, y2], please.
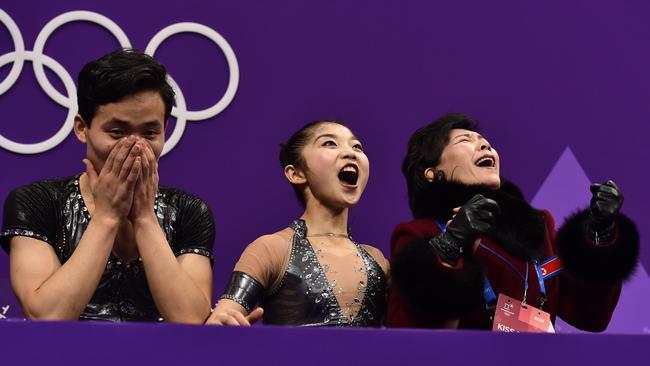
[415, 179, 546, 260]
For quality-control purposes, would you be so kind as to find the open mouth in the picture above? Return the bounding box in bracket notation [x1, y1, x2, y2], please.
[338, 164, 359, 186]
[475, 156, 496, 168]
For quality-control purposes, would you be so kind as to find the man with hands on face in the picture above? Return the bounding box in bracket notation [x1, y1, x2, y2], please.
[0, 49, 215, 323]
[387, 113, 639, 331]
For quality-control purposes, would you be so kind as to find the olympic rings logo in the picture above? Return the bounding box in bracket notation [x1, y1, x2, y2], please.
[0, 9, 239, 156]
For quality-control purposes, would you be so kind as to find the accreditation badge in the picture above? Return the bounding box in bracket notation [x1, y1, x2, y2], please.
[492, 293, 553, 333]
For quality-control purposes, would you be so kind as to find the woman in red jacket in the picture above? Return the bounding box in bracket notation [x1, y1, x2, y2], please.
[387, 113, 638, 331]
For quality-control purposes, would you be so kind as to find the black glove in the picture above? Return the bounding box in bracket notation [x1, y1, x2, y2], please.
[587, 180, 623, 243]
[430, 194, 501, 264]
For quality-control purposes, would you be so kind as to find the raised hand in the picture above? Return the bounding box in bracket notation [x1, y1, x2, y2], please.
[587, 180, 623, 244]
[83, 136, 141, 221]
[430, 194, 500, 264]
[129, 138, 159, 223]
[589, 180, 623, 231]
[446, 194, 501, 248]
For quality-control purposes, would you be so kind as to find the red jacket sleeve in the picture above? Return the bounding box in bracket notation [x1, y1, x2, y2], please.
[549, 209, 638, 332]
[387, 220, 483, 327]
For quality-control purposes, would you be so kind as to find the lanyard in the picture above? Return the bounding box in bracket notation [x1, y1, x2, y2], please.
[435, 221, 547, 308]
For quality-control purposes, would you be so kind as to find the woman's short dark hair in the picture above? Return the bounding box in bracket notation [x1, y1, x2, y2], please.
[402, 113, 479, 217]
[77, 48, 175, 126]
[279, 120, 352, 207]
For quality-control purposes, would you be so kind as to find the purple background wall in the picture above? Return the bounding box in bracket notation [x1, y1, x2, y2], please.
[0, 1, 648, 332]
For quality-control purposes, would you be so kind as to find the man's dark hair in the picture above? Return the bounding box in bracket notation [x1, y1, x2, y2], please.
[279, 120, 353, 207]
[76, 48, 175, 126]
[402, 113, 479, 217]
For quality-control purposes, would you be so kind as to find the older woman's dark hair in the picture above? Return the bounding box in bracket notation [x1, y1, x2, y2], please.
[77, 48, 175, 126]
[279, 120, 352, 206]
[402, 113, 479, 217]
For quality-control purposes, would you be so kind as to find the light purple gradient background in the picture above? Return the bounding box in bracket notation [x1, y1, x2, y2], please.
[0, 1, 648, 332]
